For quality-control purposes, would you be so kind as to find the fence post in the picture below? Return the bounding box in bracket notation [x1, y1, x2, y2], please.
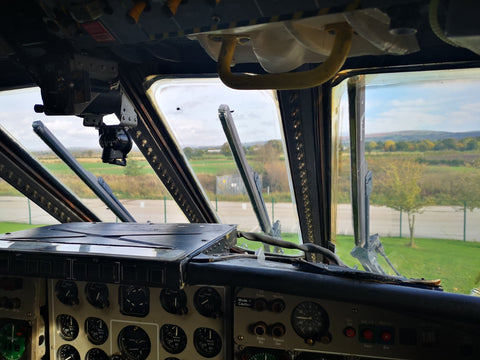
[399, 208, 402, 238]
[464, 201, 467, 242]
[215, 196, 218, 212]
[272, 197, 275, 226]
[27, 199, 32, 225]
[164, 196, 167, 223]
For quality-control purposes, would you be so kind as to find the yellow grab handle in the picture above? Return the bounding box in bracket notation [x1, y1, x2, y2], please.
[217, 22, 353, 90]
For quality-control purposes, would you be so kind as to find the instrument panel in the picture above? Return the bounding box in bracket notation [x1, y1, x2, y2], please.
[49, 280, 226, 360]
[233, 288, 480, 360]
[1, 275, 480, 360]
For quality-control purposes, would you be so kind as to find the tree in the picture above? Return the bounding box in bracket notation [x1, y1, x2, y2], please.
[220, 142, 231, 157]
[381, 159, 427, 247]
[183, 147, 195, 159]
[124, 159, 142, 176]
[395, 141, 409, 152]
[452, 174, 480, 210]
[464, 138, 479, 151]
[384, 140, 396, 152]
[366, 141, 377, 153]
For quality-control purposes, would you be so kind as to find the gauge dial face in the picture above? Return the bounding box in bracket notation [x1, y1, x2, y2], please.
[194, 287, 222, 318]
[291, 301, 329, 340]
[55, 280, 79, 306]
[160, 324, 187, 354]
[85, 283, 110, 309]
[0, 322, 27, 360]
[57, 345, 80, 360]
[160, 289, 188, 315]
[85, 348, 110, 360]
[119, 286, 149, 317]
[85, 317, 109, 345]
[56, 314, 79, 341]
[193, 327, 222, 358]
[118, 325, 151, 360]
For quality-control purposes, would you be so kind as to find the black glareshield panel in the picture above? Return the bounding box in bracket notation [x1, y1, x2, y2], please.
[0, 223, 236, 288]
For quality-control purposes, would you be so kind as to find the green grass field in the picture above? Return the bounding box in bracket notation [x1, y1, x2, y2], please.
[190, 159, 238, 175]
[0, 222, 44, 233]
[335, 235, 480, 294]
[238, 232, 480, 295]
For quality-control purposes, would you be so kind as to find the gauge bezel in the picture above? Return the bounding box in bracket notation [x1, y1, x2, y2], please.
[160, 324, 187, 354]
[56, 314, 79, 341]
[85, 317, 109, 345]
[85, 283, 110, 309]
[193, 327, 222, 358]
[118, 325, 151, 360]
[290, 301, 329, 341]
[193, 287, 222, 318]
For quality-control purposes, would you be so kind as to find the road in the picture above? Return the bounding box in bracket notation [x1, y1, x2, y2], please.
[1, 196, 479, 241]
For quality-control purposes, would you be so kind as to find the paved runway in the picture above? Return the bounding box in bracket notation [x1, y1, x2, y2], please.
[1, 196, 479, 241]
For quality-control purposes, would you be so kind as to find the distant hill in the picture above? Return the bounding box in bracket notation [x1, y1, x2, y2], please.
[364, 130, 480, 142]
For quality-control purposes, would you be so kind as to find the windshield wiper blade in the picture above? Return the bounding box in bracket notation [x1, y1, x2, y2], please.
[33, 121, 135, 222]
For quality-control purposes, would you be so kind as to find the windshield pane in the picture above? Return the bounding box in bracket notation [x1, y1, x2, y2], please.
[0, 87, 185, 225]
[332, 68, 480, 294]
[149, 78, 301, 252]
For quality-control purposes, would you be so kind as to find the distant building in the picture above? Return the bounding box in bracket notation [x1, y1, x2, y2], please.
[216, 174, 262, 196]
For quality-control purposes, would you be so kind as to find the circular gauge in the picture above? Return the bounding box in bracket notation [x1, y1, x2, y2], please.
[160, 289, 188, 315]
[0, 322, 27, 360]
[193, 327, 222, 358]
[57, 345, 80, 360]
[118, 325, 151, 360]
[193, 287, 222, 318]
[85, 317, 109, 345]
[55, 280, 79, 306]
[160, 324, 187, 354]
[85, 348, 109, 360]
[85, 283, 110, 309]
[119, 286, 149, 317]
[291, 301, 329, 341]
[56, 314, 79, 341]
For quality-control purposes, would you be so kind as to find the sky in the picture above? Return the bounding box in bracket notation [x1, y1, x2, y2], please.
[1, 71, 480, 152]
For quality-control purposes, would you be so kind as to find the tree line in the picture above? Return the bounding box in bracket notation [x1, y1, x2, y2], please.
[365, 136, 480, 153]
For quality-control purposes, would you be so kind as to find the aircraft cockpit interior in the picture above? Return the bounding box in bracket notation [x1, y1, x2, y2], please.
[1, 1, 480, 359]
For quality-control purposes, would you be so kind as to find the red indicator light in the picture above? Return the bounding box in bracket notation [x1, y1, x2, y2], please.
[362, 329, 374, 341]
[382, 331, 392, 342]
[344, 327, 356, 338]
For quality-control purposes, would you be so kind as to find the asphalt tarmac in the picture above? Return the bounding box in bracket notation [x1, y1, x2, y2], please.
[1, 196, 479, 241]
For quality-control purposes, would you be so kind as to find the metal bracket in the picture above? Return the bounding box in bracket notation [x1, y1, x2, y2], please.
[119, 93, 138, 127]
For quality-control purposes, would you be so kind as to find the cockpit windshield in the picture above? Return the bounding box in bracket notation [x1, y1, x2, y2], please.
[332, 68, 480, 294]
[1, 68, 479, 295]
[148, 78, 302, 252]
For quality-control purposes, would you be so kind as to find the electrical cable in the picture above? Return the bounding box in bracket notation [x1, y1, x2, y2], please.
[236, 230, 348, 267]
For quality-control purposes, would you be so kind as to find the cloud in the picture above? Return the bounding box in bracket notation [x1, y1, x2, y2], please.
[155, 79, 281, 147]
[365, 78, 480, 134]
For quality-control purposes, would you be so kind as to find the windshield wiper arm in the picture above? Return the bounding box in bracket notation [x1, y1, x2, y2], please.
[0, 124, 101, 223]
[218, 104, 282, 253]
[33, 121, 135, 222]
[347, 77, 402, 276]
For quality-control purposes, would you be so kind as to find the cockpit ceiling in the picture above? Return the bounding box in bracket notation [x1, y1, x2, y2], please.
[1, 0, 480, 90]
